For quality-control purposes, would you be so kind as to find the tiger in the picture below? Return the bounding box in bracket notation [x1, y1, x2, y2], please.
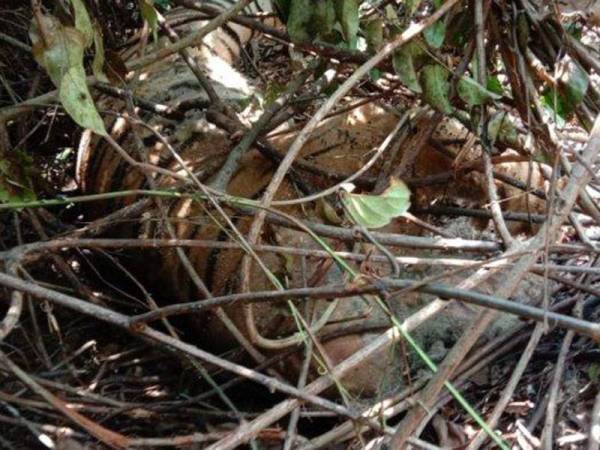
[77, 0, 551, 396]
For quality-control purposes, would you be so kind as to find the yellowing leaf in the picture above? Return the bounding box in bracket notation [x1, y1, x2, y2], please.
[317, 198, 343, 224]
[92, 25, 108, 83]
[139, 0, 159, 42]
[385, 4, 400, 26]
[30, 13, 106, 136]
[32, 18, 85, 86]
[341, 178, 411, 229]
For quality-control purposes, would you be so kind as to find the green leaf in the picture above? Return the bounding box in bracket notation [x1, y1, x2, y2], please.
[0, 182, 36, 205]
[335, 0, 359, 48]
[70, 0, 94, 47]
[405, 0, 422, 15]
[0, 153, 36, 206]
[31, 17, 85, 86]
[424, 20, 445, 48]
[457, 76, 501, 107]
[264, 80, 286, 106]
[55, 147, 73, 162]
[487, 112, 519, 147]
[532, 150, 551, 165]
[559, 57, 589, 108]
[588, 363, 599, 382]
[30, 13, 106, 135]
[548, 57, 590, 123]
[154, 0, 172, 9]
[92, 25, 108, 83]
[364, 17, 383, 52]
[287, 0, 313, 43]
[60, 65, 107, 136]
[423, 0, 446, 49]
[564, 21, 582, 40]
[392, 41, 424, 93]
[486, 75, 504, 96]
[421, 64, 453, 114]
[385, 4, 400, 26]
[342, 178, 411, 229]
[139, 0, 159, 42]
[541, 89, 569, 127]
[369, 67, 381, 82]
[314, 0, 336, 37]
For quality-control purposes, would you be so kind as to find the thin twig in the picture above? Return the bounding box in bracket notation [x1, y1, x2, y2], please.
[541, 328, 575, 450]
[466, 323, 545, 450]
[389, 106, 600, 449]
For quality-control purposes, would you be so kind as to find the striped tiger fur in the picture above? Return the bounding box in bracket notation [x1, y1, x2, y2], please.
[75, 1, 419, 396]
[77, 0, 275, 193]
[77, 0, 550, 397]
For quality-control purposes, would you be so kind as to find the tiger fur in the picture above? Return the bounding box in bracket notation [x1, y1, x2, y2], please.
[78, 1, 551, 396]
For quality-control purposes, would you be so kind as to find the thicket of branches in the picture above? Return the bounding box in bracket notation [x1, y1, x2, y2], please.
[0, 0, 600, 449]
